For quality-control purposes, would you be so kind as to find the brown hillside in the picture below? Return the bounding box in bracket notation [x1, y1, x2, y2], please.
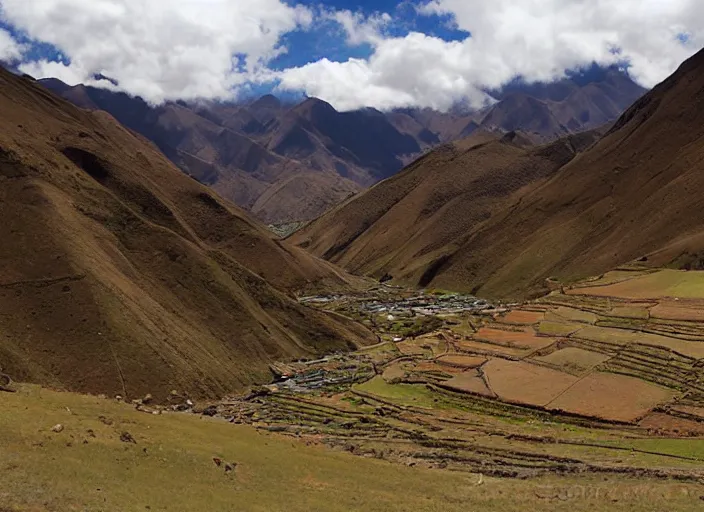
[291, 129, 600, 284]
[0, 68, 375, 401]
[292, 49, 704, 300]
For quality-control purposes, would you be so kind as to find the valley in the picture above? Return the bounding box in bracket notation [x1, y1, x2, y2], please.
[6, 267, 704, 511]
[207, 267, 704, 486]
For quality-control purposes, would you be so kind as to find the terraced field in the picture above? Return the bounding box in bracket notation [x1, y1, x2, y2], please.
[205, 270, 704, 496]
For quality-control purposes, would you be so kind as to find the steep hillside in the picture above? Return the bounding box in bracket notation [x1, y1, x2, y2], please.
[290, 130, 601, 289]
[0, 68, 375, 400]
[292, 50, 704, 300]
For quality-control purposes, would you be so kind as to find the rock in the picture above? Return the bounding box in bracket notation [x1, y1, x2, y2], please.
[120, 432, 137, 444]
[142, 394, 153, 404]
[213, 457, 223, 467]
[115, 395, 123, 401]
[202, 405, 218, 417]
[51, 424, 64, 433]
[224, 462, 237, 473]
[0, 373, 15, 392]
[99, 416, 114, 426]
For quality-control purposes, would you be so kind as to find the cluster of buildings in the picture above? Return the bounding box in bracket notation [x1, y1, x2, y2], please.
[360, 294, 492, 317]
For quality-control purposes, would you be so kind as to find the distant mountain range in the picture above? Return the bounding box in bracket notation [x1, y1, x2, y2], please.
[38, 67, 645, 224]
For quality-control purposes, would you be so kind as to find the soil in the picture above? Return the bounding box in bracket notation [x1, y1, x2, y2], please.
[482, 359, 579, 407]
[547, 372, 676, 423]
[498, 310, 545, 325]
[475, 327, 557, 351]
[443, 371, 495, 397]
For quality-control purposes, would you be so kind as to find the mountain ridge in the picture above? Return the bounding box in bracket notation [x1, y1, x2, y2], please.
[37, 68, 646, 224]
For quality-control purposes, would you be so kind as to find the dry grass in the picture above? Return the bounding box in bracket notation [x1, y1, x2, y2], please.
[538, 321, 581, 337]
[574, 270, 704, 300]
[4, 385, 702, 512]
[1, 384, 484, 512]
[533, 348, 611, 375]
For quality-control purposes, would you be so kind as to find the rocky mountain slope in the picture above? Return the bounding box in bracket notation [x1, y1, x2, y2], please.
[291, 49, 704, 300]
[0, 68, 376, 400]
[39, 68, 644, 224]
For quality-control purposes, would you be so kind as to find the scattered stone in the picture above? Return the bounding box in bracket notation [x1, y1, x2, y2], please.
[120, 432, 137, 444]
[142, 394, 153, 404]
[224, 462, 237, 473]
[0, 373, 15, 392]
[51, 424, 64, 433]
[202, 405, 218, 417]
[213, 457, 223, 467]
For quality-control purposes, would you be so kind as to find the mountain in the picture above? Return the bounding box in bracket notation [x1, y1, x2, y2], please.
[0, 68, 376, 400]
[479, 67, 647, 140]
[291, 48, 704, 300]
[389, 67, 646, 144]
[37, 82, 419, 224]
[38, 68, 645, 225]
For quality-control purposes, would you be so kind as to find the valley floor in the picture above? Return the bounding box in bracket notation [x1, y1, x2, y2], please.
[5, 266, 704, 511]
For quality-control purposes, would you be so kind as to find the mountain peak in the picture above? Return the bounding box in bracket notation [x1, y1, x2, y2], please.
[251, 94, 281, 110]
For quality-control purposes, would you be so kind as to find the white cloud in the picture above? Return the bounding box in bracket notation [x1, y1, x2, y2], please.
[279, 0, 704, 111]
[327, 9, 392, 46]
[1, 0, 312, 104]
[278, 33, 488, 112]
[0, 27, 24, 61]
[1, 1, 703, 111]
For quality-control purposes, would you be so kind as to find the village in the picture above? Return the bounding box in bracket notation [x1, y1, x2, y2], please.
[299, 287, 500, 317]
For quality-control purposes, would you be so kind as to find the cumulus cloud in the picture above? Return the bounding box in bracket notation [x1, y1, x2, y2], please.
[1, 1, 703, 111]
[327, 9, 392, 46]
[278, 0, 704, 111]
[1, 0, 312, 103]
[0, 27, 23, 61]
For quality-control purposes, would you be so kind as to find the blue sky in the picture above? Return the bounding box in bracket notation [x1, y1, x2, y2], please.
[2, 1, 468, 72]
[0, 1, 700, 110]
